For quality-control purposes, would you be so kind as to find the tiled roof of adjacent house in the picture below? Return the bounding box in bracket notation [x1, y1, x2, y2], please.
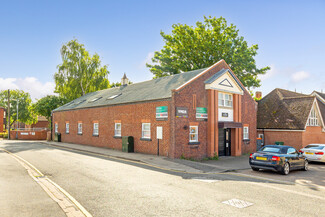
[257, 88, 315, 130]
[53, 67, 207, 112]
[315, 91, 325, 99]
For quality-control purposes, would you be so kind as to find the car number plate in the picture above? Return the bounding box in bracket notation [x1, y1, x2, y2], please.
[256, 156, 267, 161]
[305, 152, 314, 155]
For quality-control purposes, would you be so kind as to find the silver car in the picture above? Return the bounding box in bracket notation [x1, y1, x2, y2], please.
[300, 144, 325, 162]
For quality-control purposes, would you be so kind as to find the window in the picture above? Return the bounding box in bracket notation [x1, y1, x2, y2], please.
[307, 106, 319, 126]
[89, 97, 102, 103]
[55, 123, 58, 133]
[142, 123, 151, 139]
[78, 123, 82, 134]
[243, 126, 249, 140]
[66, 123, 69, 134]
[115, 123, 121, 137]
[287, 148, 297, 155]
[189, 126, 198, 142]
[93, 123, 99, 136]
[218, 92, 232, 107]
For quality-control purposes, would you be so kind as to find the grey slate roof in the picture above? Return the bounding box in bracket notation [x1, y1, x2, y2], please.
[315, 91, 325, 100]
[53, 68, 207, 112]
[257, 88, 315, 130]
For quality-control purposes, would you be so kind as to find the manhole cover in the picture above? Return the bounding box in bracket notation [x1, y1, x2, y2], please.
[222, 198, 253, 208]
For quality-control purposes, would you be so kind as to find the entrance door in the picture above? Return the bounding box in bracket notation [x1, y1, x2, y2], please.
[218, 128, 231, 156]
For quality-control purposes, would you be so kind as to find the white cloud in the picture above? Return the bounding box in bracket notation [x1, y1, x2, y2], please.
[258, 64, 276, 81]
[291, 71, 310, 83]
[140, 52, 155, 69]
[0, 77, 55, 101]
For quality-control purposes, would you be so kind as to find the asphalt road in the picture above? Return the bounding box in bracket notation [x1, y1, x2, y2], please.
[1, 140, 325, 217]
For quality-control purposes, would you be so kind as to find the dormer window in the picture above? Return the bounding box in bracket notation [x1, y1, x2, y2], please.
[307, 105, 319, 126]
[89, 97, 102, 103]
[108, 93, 122, 100]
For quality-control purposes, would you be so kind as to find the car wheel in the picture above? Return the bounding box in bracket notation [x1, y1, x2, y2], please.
[281, 162, 290, 175]
[251, 167, 259, 171]
[303, 160, 308, 171]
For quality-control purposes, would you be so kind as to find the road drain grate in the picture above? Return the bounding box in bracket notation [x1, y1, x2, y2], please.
[222, 198, 253, 208]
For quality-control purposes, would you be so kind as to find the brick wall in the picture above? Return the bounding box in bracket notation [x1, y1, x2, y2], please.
[10, 130, 48, 140]
[258, 126, 325, 150]
[258, 130, 304, 150]
[0, 108, 4, 132]
[53, 100, 171, 156]
[302, 126, 325, 147]
[172, 60, 257, 159]
[31, 120, 49, 129]
[241, 91, 258, 154]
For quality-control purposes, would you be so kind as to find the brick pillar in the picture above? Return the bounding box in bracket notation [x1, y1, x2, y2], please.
[232, 94, 242, 156]
[207, 89, 215, 157]
[214, 90, 219, 156]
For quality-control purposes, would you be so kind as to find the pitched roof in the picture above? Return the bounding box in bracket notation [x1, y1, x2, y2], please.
[204, 68, 245, 91]
[53, 67, 207, 112]
[315, 91, 325, 99]
[257, 88, 315, 130]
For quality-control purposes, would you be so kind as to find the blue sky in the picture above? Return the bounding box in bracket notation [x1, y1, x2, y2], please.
[0, 0, 324, 100]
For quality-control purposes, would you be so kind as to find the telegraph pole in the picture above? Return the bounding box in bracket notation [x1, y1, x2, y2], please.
[7, 89, 10, 139]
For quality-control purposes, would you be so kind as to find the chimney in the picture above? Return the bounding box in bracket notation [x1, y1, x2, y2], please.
[121, 73, 129, 86]
[255, 91, 262, 99]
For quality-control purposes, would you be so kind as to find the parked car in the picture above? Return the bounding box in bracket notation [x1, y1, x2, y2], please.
[249, 145, 308, 175]
[300, 144, 325, 163]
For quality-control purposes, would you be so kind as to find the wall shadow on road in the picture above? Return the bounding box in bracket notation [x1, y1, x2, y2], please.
[2, 140, 324, 190]
[0, 140, 53, 154]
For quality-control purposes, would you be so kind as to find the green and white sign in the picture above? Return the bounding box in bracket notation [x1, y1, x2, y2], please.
[156, 106, 168, 119]
[196, 107, 207, 119]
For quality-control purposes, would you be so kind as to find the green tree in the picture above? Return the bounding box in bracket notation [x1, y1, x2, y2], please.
[54, 39, 110, 101]
[0, 90, 37, 127]
[147, 16, 270, 89]
[33, 95, 66, 123]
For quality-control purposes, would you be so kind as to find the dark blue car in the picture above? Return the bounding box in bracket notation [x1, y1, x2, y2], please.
[249, 145, 308, 175]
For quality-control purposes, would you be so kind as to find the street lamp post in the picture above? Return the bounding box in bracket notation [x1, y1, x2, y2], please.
[11, 99, 19, 139]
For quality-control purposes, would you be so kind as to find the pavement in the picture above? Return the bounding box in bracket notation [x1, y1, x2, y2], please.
[40, 140, 250, 174]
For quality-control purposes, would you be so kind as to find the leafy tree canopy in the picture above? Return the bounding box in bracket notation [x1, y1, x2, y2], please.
[33, 95, 67, 122]
[0, 90, 37, 126]
[54, 39, 110, 101]
[147, 16, 270, 89]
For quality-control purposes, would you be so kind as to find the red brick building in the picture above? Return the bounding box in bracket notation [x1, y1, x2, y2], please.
[0, 107, 5, 132]
[52, 60, 257, 159]
[257, 89, 325, 150]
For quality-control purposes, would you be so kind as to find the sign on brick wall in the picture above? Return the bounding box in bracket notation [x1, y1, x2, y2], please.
[196, 107, 207, 119]
[176, 107, 188, 118]
[156, 106, 168, 120]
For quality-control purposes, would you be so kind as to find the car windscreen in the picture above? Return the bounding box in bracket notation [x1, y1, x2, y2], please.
[259, 146, 283, 153]
[304, 145, 325, 150]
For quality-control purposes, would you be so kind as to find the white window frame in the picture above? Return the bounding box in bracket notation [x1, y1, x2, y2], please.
[66, 123, 69, 134]
[189, 126, 198, 142]
[78, 123, 83, 135]
[307, 107, 319, 126]
[243, 126, 249, 140]
[115, 123, 121, 137]
[218, 92, 233, 107]
[55, 123, 58, 133]
[142, 123, 151, 139]
[93, 123, 99, 136]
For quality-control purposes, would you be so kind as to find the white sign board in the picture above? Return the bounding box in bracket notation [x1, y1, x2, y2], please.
[218, 108, 234, 122]
[157, 127, 163, 139]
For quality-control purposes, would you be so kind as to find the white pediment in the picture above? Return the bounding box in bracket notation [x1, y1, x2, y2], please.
[205, 70, 244, 95]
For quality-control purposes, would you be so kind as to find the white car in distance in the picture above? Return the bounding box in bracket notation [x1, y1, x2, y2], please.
[300, 144, 325, 163]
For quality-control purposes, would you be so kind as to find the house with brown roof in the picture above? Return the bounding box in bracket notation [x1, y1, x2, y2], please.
[257, 88, 325, 150]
